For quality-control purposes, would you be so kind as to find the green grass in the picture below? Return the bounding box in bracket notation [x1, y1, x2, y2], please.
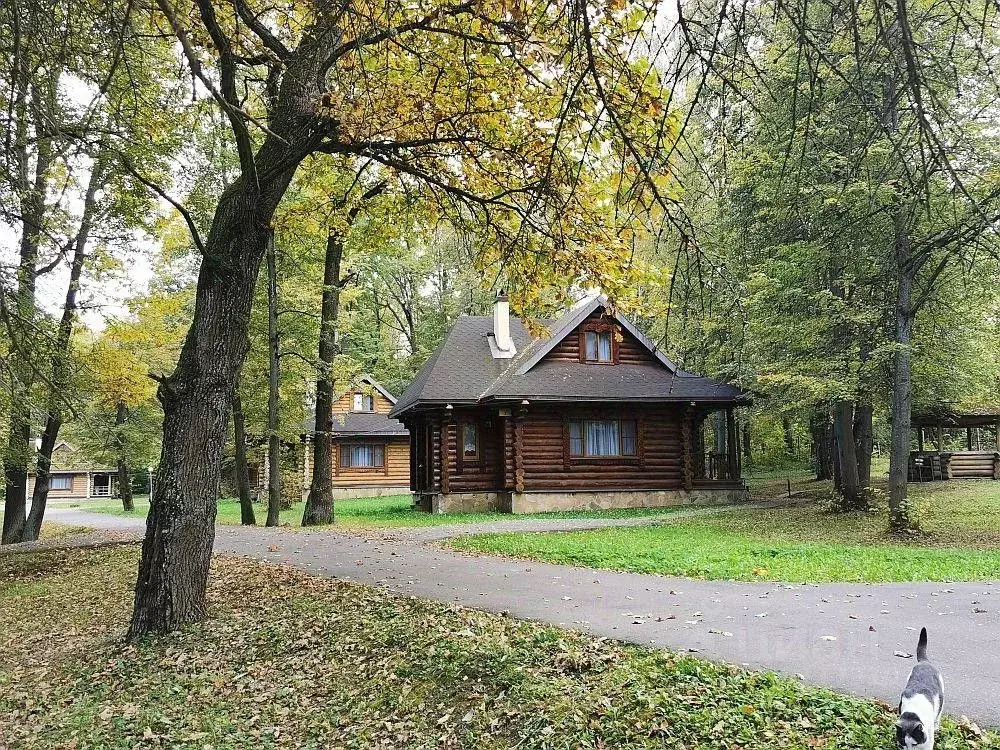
[3, 545, 997, 748]
[0, 512, 88, 542]
[450, 480, 1000, 583]
[84, 494, 697, 529]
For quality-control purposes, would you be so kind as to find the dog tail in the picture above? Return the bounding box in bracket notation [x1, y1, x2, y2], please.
[916, 627, 928, 662]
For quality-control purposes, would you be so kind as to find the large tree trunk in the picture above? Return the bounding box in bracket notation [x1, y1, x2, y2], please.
[22, 157, 105, 541]
[302, 233, 345, 526]
[833, 400, 865, 510]
[232, 391, 256, 525]
[129, 166, 298, 638]
[115, 400, 135, 512]
[853, 402, 874, 488]
[888, 225, 915, 532]
[128, 10, 343, 636]
[810, 410, 833, 481]
[265, 231, 283, 527]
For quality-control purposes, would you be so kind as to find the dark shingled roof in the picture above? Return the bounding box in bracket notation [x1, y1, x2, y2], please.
[303, 376, 409, 437]
[390, 298, 745, 418]
[329, 411, 408, 438]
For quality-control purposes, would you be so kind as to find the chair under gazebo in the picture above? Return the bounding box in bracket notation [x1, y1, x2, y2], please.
[909, 407, 1000, 481]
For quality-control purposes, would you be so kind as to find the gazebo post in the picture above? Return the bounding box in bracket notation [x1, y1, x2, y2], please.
[726, 407, 738, 481]
[917, 427, 924, 452]
[936, 425, 944, 452]
[966, 427, 974, 452]
[995, 419, 1000, 452]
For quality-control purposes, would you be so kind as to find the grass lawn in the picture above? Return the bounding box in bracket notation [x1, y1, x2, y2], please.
[82, 494, 699, 529]
[2, 546, 996, 748]
[0, 511, 88, 542]
[450, 480, 1000, 583]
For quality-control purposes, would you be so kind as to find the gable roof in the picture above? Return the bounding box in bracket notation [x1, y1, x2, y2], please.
[353, 375, 397, 404]
[515, 295, 678, 375]
[390, 298, 745, 418]
[304, 375, 408, 437]
[329, 411, 409, 438]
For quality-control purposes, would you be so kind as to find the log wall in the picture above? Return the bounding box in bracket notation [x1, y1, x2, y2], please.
[332, 438, 410, 487]
[516, 405, 684, 490]
[545, 310, 657, 365]
[443, 409, 504, 493]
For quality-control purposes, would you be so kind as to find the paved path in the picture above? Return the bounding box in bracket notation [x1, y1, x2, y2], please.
[41, 507, 1000, 726]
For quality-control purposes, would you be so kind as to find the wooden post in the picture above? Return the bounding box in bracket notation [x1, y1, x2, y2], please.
[917, 427, 924, 452]
[995, 419, 1000, 452]
[681, 406, 694, 491]
[726, 407, 738, 481]
[966, 427, 973, 452]
[407, 420, 416, 491]
[440, 415, 452, 495]
[514, 403, 526, 494]
[936, 425, 944, 452]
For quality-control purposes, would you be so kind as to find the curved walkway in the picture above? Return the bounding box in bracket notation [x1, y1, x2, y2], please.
[39, 506, 1000, 726]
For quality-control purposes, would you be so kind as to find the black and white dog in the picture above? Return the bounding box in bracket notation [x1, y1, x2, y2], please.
[896, 628, 944, 750]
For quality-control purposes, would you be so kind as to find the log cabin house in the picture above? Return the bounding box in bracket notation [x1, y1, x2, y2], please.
[26, 440, 123, 500]
[300, 375, 411, 500]
[389, 294, 749, 513]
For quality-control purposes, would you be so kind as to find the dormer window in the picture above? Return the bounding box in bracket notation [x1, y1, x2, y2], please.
[353, 393, 374, 412]
[582, 328, 614, 363]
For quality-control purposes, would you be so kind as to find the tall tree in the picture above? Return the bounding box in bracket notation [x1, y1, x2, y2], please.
[23, 154, 111, 540]
[264, 232, 283, 527]
[231, 390, 256, 525]
[127, 0, 678, 636]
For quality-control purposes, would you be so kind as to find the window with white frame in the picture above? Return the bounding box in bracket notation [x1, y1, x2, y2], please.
[50, 475, 72, 490]
[352, 393, 375, 412]
[340, 443, 385, 469]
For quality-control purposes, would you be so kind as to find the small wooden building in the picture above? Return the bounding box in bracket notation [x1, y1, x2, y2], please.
[301, 376, 411, 500]
[26, 441, 121, 500]
[909, 408, 1000, 481]
[390, 295, 748, 514]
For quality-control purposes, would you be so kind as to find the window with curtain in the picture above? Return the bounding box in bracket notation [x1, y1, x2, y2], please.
[568, 419, 637, 457]
[462, 421, 479, 459]
[341, 443, 384, 468]
[583, 330, 613, 362]
[352, 393, 375, 412]
[51, 475, 72, 490]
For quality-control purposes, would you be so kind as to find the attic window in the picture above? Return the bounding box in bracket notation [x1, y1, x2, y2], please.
[353, 393, 374, 412]
[582, 328, 614, 363]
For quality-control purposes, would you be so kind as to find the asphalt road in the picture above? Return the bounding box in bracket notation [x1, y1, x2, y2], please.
[45, 507, 1000, 726]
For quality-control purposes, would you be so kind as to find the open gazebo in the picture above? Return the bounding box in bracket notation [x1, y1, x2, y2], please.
[910, 407, 1000, 481]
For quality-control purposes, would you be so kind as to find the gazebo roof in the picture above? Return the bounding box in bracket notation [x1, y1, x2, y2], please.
[913, 405, 1000, 429]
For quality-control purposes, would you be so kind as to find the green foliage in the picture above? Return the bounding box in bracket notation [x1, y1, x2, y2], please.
[63, 290, 191, 471]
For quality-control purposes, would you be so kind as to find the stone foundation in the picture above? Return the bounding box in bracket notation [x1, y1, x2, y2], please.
[414, 491, 510, 514]
[414, 487, 747, 514]
[319, 486, 411, 501]
[509, 487, 747, 514]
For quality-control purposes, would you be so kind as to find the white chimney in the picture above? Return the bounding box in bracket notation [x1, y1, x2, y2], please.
[489, 291, 517, 359]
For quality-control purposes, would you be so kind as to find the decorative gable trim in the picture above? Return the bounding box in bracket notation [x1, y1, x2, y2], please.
[516, 295, 678, 375]
[358, 375, 398, 404]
